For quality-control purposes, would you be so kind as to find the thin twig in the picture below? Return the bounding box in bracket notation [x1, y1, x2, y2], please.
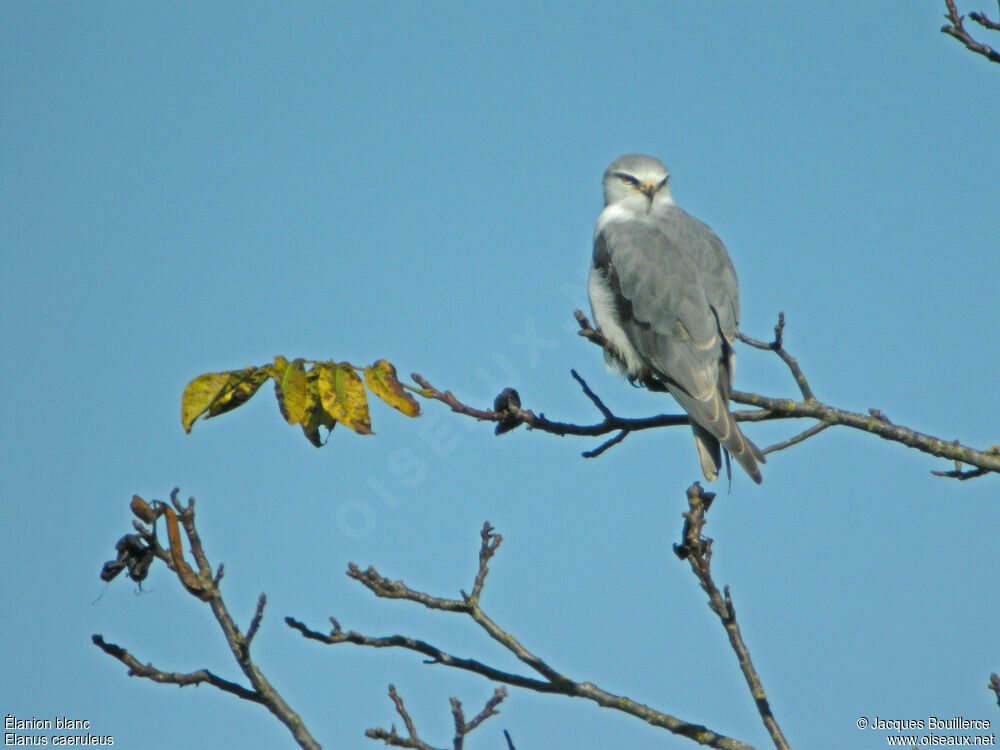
[95, 492, 320, 750]
[414, 372, 689, 435]
[457, 687, 506, 736]
[417, 342, 1000, 473]
[730, 387, 1000, 476]
[942, 0, 1000, 63]
[389, 684, 421, 741]
[285, 616, 557, 693]
[575, 310, 1000, 478]
[413, 369, 691, 461]
[582, 429, 628, 458]
[91, 634, 265, 703]
[364, 686, 507, 750]
[289, 525, 760, 750]
[570, 368, 615, 419]
[467, 522, 500, 603]
[762, 423, 831, 455]
[675, 484, 791, 750]
[971, 8, 1000, 30]
[932, 466, 990, 480]
[736, 312, 815, 401]
[245, 593, 267, 647]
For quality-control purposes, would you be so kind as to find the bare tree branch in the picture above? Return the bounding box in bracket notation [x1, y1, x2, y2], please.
[286, 615, 557, 692]
[737, 312, 815, 401]
[761, 423, 831, 455]
[942, 0, 1000, 63]
[91, 634, 265, 703]
[971, 7, 1000, 30]
[288, 521, 761, 750]
[932, 465, 992, 480]
[582, 427, 629, 458]
[95, 491, 320, 750]
[454, 687, 506, 741]
[674, 484, 791, 750]
[413, 311, 1000, 479]
[365, 684, 433, 750]
[245, 593, 267, 646]
[728, 387, 1000, 477]
[108, 291, 998, 748]
[364, 685, 507, 750]
[411, 371, 691, 440]
[570, 367, 616, 418]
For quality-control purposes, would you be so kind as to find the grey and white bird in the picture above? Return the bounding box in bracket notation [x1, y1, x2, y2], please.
[588, 154, 764, 484]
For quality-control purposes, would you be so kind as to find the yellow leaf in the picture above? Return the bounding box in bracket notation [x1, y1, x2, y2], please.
[318, 363, 372, 435]
[181, 367, 271, 433]
[208, 367, 270, 419]
[271, 357, 311, 426]
[300, 401, 337, 446]
[336, 364, 373, 435]
[300, 365, 337, 446]
[364, 359, 420, 417]
[181, 372, 231, 433]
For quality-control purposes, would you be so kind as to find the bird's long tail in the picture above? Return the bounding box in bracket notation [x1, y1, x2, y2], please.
[692, 419, 764, 485]
[668, 382, 765, 485]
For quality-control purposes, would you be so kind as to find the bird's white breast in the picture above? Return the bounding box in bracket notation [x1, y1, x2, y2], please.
[594, 194, 676, 239]
[587, 265, 648, 378]
[593, 203, 634, 240]
[590, 193, 676, 378]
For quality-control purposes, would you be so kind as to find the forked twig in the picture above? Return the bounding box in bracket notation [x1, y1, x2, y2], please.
[95, 491, 319, 750]
[364, 685, 507, 750]
[942, 0, 1000, 63]
[674, 483, 791, 750]
[288, 521, 759, 750]
[410, 310, 1000, 478]
[579, 310, 1000, 478]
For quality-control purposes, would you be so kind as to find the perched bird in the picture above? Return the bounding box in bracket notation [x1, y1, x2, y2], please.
[588, 154, 764, 483]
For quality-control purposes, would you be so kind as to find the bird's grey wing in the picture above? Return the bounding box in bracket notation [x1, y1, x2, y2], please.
[655, 205, 740, 341]
[596, 219, 763, 483]
[596, 220, 723, 402]
[646, 208, 764, 480]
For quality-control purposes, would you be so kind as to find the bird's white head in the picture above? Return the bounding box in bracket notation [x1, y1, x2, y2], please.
[602, 154, 672, 209]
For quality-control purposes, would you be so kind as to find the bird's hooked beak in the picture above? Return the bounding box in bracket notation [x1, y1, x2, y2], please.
[638, 180, 659, 213]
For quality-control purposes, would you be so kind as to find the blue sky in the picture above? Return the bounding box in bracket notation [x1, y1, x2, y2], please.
[2, 2, 998, 749]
